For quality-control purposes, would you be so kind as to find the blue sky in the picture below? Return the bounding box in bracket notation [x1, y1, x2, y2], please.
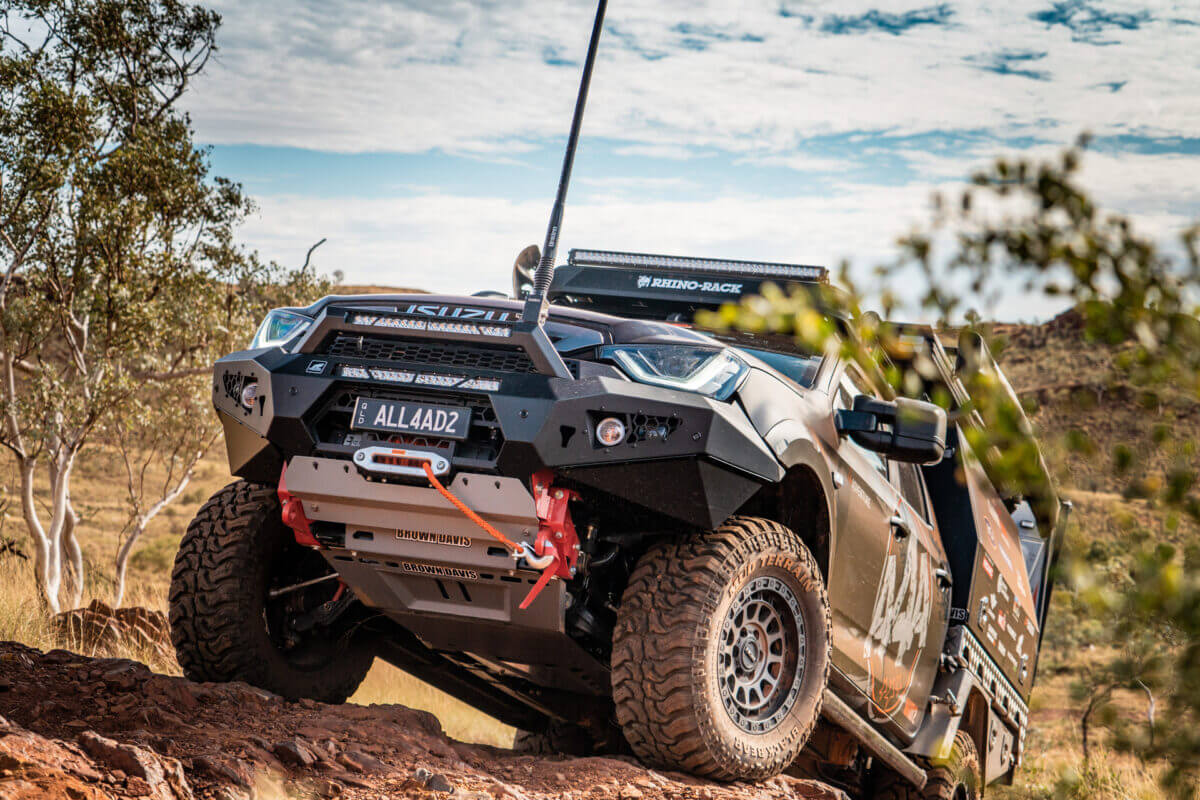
[186, 0, 1200, 321]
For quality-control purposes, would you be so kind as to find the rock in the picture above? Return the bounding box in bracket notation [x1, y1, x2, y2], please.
[271, 739, 316, 768]
[425, 772, 454, 793]
[194, 755, 253, 789]
[618, 787, 644, 800]
[55, 601, 173, 665]
[337, 749, 387, 774]
[126, 776, 153, 796]
[78, 732, 164, 787]
[312, 777, 345, 798]
[212, 788, 250, 800]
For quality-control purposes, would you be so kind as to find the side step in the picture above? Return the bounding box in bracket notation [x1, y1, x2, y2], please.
[821, 689, 928, 789]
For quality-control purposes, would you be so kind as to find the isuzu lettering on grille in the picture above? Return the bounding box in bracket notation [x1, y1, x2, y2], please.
[401, 304, 512, 321]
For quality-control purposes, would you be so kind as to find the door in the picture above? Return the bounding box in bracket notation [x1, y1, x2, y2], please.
[827, 367, 903, 703]
[870, 460, 951, 734]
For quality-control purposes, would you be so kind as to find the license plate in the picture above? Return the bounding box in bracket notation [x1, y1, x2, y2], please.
[350, 398, 471, 440]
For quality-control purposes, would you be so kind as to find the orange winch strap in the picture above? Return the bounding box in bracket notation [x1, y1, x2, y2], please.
[422, 462, 521, 553]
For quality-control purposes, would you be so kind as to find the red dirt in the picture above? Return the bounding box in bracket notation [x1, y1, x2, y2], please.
[0, 641, 848, 800]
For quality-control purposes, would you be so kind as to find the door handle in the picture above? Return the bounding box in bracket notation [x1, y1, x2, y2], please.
[889, 514, 910, 539]
[936, 567, 953, 589]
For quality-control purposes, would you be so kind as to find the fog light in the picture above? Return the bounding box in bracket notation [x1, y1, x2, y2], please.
[596, 417, 626, 447]
[240, 382, 259, 409]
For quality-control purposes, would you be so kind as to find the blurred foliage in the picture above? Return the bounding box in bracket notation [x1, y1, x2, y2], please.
[701, 139, 1199, 796]
[0, 0, 327, 610]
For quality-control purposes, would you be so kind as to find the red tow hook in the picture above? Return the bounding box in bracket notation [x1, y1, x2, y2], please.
[422, 464, 580, 611]
[519, 470, 581, 610]
[278, 463, 320, 548]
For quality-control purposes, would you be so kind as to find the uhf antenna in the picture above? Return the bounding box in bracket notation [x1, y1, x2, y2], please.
[522, 0, 608, 324]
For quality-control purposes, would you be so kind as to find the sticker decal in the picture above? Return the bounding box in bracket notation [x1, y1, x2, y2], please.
[863, 527, 934, 718]
[398, 562, 479, 580]
[306, 360, 328, 374]
[635, 275, 744, 294]
[396, 530, 472, 548]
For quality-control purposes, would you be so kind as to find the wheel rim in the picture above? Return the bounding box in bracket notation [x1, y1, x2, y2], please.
[717, 574, 805, 734]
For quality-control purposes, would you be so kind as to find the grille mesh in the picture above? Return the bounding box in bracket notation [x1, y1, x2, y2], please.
[324, 333, 536, 374]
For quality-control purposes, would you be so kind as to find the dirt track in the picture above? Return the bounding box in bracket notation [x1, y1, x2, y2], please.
[0, 641, 847, 800]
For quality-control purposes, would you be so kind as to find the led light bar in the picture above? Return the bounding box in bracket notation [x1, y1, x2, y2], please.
[338, 365, 500, 392]
[568, 249, 827, 281]
[459, 377, 502, 392]
[348, 313, 513, 338]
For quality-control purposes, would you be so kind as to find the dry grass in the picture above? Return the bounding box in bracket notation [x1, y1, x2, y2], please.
[996, 676, 1164, 800]
[349, 661, 514, 747]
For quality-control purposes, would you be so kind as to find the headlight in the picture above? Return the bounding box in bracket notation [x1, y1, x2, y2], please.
[250, 309, 313, 350]
[601, 345, 748, 401]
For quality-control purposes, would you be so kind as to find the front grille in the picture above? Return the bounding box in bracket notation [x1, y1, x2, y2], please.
[323, 333, 536, 374]
[310, 383, 503, 472]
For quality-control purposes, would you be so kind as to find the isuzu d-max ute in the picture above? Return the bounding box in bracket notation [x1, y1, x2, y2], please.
[169, 248, 1066, 799]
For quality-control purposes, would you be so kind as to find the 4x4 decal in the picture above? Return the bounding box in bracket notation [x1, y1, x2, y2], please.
[864, 526, 935, 718]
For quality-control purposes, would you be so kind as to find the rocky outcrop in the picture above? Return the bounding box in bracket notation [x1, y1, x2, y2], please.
[54, 601, 174, 666]
[0, 641, 848, 799]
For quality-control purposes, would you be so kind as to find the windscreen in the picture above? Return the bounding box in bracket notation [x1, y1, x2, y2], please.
[738, 347, 822, 389]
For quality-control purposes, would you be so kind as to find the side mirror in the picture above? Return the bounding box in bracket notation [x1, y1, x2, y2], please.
[835, 395, 947, 464]
[512, 244, 540, 299]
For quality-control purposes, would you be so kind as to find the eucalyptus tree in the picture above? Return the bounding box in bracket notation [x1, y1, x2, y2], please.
[0, 1, 324, 611]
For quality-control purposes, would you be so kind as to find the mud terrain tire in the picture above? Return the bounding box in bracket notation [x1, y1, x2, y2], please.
[512, 721, 594, 756]
[612, 516, 831, 781]
[169, 481, 373, 703]
[872, 730, 981, 800]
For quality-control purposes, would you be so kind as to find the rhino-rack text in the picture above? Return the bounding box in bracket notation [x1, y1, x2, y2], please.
[636, 275, 743, 294]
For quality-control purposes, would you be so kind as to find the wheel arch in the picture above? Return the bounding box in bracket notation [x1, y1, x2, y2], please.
[959, 686, 990, 772]
[734, 457, 833, 580]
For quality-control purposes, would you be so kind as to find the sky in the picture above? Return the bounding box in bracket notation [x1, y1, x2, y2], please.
[184, 0, 1200, 322]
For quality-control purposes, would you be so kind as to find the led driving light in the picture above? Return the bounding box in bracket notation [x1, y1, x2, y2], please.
[601, 345, 748, 401]
[596, 417, 626, 446]
[240, 382, 259, 409]
[251, 309, 313, 350]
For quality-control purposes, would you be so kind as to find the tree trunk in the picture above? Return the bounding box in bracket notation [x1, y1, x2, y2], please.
[46, 450, 83, 611]
[113, 519, 145, 609]
[113, 472, 192, 607]
[18, 457, 61, 614]
[61, 499, 84, 610]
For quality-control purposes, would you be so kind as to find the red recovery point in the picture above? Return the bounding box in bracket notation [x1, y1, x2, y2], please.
[278, 463, 320, 548]
[520, 470, 581, 609]
[422, 463, 579, 611]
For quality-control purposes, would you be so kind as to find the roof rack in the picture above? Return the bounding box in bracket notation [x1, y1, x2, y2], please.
[549, 248, 829, 321]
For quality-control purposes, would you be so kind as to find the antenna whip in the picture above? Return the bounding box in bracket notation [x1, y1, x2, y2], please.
[524, 0, 608, 320]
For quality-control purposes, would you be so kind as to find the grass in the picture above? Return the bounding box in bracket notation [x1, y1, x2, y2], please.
[349, 661, 514, 747]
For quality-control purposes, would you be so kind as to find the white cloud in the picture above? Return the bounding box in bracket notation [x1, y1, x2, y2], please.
[185, 2, 1200, 322]
[189, 1, 1200, 155]
[240, 148, 1196, 322]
